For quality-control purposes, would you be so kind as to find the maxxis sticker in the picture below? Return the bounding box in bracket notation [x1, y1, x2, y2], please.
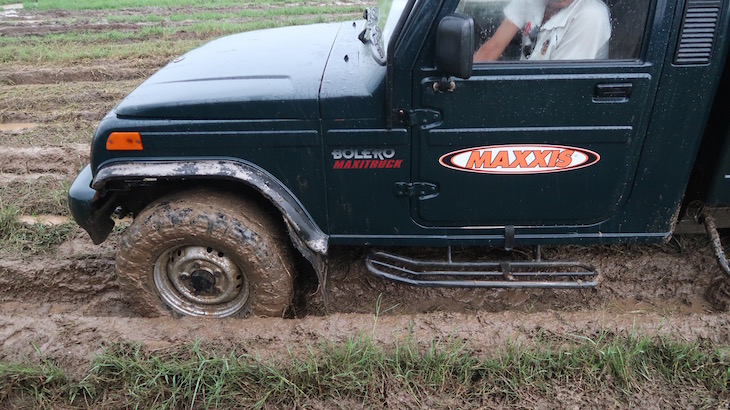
[439, 144, 600, 174]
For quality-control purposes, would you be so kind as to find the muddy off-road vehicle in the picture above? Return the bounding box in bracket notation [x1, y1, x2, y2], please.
[69, 0, 730, 317]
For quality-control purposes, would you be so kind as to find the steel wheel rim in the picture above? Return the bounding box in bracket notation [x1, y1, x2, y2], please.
[153, 245, 249, 317]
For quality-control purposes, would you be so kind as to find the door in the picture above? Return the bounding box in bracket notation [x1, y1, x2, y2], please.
[412, 0, 665, 227]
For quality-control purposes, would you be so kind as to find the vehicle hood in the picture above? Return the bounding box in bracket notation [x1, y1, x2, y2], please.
[114, 22, 343, 120]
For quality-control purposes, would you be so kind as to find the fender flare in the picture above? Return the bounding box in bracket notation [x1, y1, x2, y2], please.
[93, 160, 330, 301]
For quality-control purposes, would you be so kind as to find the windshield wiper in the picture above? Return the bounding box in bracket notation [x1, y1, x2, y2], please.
[358, 7, 385, 59]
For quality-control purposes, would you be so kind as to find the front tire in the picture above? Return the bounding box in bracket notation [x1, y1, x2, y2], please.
[116, 189, 294, 318]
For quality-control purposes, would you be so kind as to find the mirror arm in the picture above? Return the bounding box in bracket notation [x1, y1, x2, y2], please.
[433, 77, 456, 92]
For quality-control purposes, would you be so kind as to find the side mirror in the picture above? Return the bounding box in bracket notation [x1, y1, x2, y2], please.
[435, 14, 474, 80]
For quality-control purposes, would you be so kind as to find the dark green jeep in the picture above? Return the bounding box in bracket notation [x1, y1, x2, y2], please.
[69, 0, 730, 317]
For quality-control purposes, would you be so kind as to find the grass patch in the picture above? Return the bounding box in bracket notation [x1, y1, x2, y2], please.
[0, 360, 70, 408]
[0, 202, 77, 255]
[0, 37, 198, 65]
[0, 334, 728, 408]
[0, 81, 136, 123]
[0, 178, 71, 216]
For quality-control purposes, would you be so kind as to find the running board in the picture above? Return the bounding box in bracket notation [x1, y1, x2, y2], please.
[365, 248, 598, 289]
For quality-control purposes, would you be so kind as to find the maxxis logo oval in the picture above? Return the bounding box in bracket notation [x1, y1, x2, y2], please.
[439, 144, 600, 175]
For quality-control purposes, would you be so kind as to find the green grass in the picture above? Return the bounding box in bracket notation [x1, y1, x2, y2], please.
[0, 179, 70, 216]
[0, 334, 728, 408]
[0, 202, 77, 255]
[0, 360, 69, 408]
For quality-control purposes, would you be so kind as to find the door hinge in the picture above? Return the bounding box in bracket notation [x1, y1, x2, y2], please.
[393, 109, 441, 127]
[394, 182, 439, 199]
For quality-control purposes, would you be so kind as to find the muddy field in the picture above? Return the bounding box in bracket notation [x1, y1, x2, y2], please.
[1, 2, 730, 407]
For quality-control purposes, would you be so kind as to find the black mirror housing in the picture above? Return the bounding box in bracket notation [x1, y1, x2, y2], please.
[435, 14, 474, 80]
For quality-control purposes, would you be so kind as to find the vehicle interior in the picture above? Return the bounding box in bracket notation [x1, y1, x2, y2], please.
[456, 0, 652, 61]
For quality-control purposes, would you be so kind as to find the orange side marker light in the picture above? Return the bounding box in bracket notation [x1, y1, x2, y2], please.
[106, 132, 143, 151]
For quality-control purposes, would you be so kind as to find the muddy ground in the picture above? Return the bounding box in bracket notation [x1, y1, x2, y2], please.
[1, 3, 730, 407]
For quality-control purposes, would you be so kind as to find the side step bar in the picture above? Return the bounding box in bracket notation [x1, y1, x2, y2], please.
[365, 247, 598, 289]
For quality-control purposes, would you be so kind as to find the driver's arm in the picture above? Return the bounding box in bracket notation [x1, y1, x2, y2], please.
[473, 19, 520, 62]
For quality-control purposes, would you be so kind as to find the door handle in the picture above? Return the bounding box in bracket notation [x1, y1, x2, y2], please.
[593, 83, 632, 102]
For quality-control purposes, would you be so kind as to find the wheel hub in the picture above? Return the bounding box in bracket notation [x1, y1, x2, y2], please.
[190, 270, 216, 293]
[153, 245, 249, 317]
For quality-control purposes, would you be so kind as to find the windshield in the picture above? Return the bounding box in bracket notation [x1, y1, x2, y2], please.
[379, 0, 410, 53]
[359, 0, 413, 61]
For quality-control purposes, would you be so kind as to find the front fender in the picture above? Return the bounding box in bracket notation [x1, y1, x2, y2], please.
[91, 160, 328, 258]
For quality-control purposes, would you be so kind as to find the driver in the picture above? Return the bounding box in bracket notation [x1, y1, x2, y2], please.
[473, 0, 611, 62]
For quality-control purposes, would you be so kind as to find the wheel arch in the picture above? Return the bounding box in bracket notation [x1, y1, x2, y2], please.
[93, 160, 329, 293]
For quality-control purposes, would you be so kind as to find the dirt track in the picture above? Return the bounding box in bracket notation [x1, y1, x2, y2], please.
[1, 3, 730, 405]
[0, 199, 728, 376]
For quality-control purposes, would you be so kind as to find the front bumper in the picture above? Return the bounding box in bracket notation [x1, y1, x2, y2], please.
[68, 165, 116, 244]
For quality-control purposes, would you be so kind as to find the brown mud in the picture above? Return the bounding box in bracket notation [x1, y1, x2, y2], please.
[0, 233, 725, 317]
[1, 306, 729, 375]
[1, 4, 730, 407]
[319, 238, 722, 315]
[0, 145, 88, 174]
[0, 122, 37, 132]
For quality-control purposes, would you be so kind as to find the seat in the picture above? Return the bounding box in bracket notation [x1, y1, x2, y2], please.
[605, 0, 652, 59]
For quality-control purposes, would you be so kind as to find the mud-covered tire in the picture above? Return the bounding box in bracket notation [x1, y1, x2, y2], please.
[116, 189, 294, 318]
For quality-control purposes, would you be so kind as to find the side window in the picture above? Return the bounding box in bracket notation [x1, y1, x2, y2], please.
[456, 0, 651, 62]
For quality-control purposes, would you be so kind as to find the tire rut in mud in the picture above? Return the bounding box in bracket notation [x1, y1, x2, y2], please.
[0, 238, 123, 316]
[0, 233, 725, 319]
